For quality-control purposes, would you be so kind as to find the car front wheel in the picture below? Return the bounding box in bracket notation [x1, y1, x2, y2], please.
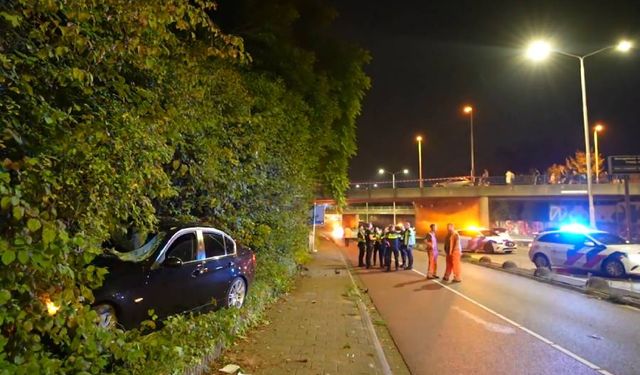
[483, 242, 495, 254]
[602, 258, 626, 278]
[94, 304, 118, 329]
[533, 254, 551, 270]
[227, 277, 247, 308]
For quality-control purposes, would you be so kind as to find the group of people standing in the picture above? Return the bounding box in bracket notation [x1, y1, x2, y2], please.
[356, 222, 416, 272]
[355, 222, 462, 283]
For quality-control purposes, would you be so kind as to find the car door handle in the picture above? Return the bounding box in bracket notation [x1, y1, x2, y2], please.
[192, 264, 209, 277]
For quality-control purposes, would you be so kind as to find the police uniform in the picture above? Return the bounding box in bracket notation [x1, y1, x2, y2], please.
[385, 228, 401, 271]
[357, 227, 366, 267]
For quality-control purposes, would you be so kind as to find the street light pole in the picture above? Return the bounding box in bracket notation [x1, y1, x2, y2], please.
[593, 124, 603, 184]
[526, 39, 633, 228]
[463, 106, 475, 180]
[416, 136, 423, 188]
[578, 57, 597, 227]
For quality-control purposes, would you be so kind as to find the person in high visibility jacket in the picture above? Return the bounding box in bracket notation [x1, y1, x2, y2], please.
[379, 226, 390, 268]
[443, 223, 462, 282]
[365, 223, 375, 268]
[372, 227, 383, 267]
[425, 223, 439, 279]
[385, 225, 401, 272]
[357, 225, 366, 267]
[403, 222, 416, 270]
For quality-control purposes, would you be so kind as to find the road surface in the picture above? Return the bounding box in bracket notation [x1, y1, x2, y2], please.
[341, 243, 640, 375]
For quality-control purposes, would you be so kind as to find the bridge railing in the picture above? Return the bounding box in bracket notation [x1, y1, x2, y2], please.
[349, 174, 627, 190]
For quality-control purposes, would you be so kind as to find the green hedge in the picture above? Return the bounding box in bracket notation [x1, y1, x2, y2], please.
[0, 0, 368, 373]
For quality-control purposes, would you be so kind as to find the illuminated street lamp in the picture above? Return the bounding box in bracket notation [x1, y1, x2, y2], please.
[526, 39, 632, 227]
[462, 105, 475, 179]
[594, 124, 604, 183]
[378, 168, 409, 224]
[416, 136, 424, 188]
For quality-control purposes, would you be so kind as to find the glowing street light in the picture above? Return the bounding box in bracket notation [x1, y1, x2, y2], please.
[526, 39, 632, 228]
[462, 105, 475, 179]
[378, 168, 409, 223]
[594, 124, 604, 183]
[416, 136, 424, 188]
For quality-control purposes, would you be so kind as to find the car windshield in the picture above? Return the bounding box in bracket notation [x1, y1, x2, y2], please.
[110, 232, 166, 262]
[590, 232, 628, 245]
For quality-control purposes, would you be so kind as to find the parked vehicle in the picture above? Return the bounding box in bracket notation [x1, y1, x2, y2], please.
[433, 177, 474, 187]
[528, 225, 640, 278]
[458, 227, 517, 253]
[93, 224, 256, 329]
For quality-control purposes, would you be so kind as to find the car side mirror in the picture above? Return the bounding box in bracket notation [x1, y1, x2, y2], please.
[164, 256, 183, 268]
[583, 241, 596, 247]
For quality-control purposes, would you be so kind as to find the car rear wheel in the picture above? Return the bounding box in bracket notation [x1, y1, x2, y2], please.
[227, 277, 246, 308]
[533, 254, 551, 270]
[483, 242, 495, 254]
[602, 258, 626, 278]
[94, 304, 118, 329]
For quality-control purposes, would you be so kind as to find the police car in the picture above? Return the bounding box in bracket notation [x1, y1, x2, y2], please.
[458, 227, 517, 254]
[528, 224, 640, 278]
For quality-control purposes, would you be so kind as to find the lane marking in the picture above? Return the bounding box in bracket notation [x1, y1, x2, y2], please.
[411, 268, 613, 375]
[451, 306, 515, 334]
[338, 250, 393, 375]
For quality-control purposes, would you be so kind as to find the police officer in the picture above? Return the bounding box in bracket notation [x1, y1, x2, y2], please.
[372, 226, 382, 267]
[365, 223, 374, 268]
[398, 223, 407, 268]
[385, 225, 401, 272]
[357, 224, 366, 267]
[379, 226, 389, 269]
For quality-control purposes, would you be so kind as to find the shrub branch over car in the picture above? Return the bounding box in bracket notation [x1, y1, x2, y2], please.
[0, 0, 370, 373]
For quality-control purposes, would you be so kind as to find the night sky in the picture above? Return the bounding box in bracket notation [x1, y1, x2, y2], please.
[332, 0, 640, 182]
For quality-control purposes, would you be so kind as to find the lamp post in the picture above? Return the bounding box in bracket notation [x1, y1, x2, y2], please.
[463, 105, 475, 180]
[416, 136, 424, 188]
[594, 124, 604, 183]
[526, 39, 632, 228]
[378, 168, 409, 224]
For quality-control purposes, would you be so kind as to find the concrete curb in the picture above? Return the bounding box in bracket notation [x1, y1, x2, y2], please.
[461, 255, 640, 309]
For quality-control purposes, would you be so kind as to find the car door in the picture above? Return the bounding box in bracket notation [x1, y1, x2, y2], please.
[557, 233, 589, 269]
[144, 230, 203, 319]
[540, 233, 569, 266]
[199, 230, 235, 308]
[458, 231, 470, 250]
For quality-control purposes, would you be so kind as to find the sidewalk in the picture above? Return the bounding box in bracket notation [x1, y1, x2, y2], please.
[213, 239, 405, 375]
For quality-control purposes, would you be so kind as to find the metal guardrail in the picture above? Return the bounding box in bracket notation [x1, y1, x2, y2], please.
[350, 174, 629, 190]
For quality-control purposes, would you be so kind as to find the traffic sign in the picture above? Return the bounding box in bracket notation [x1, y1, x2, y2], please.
[608, 155, 640, 174]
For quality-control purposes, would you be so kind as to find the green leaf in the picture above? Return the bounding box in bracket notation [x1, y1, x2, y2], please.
[17, 250, 29, 264]
[1, 250, 16, 265]
[42, 227, 56, 246]
[0, 197, 10, 210]
[0, 290, 10, 305]
[27, 218, 41, 232]
[12, 206, 24, 220]
[0, 12, 21, 27]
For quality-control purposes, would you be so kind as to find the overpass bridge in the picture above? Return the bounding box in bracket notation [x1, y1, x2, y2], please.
[319, 182, 640, 237]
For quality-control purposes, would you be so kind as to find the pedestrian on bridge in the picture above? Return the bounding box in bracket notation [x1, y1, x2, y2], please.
[443, 223, 462, 283]
[426, 223, 439, 279]
[385, 225, 401, 272]
[357, 225, 366, 267]
[403, 222, 416, 270]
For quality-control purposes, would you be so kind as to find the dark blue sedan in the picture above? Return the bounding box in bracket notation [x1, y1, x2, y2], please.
[92, 224, 256, 329]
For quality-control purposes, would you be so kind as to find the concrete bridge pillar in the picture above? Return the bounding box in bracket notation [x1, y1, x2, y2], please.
[480, 196, 490, 228]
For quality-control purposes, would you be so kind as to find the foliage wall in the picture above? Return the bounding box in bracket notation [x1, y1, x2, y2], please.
[0, 0, 369, 373]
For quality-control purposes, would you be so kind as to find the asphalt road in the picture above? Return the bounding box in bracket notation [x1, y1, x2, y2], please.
[342, 244, 640, 375]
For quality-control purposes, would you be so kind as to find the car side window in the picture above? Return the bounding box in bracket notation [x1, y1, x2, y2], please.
[224, 235, 235, 254]
[559, 233, 587, 245]
[166, 233, 197, 262]
[204, 232, 226, 258]
[538, 233, 560, 243]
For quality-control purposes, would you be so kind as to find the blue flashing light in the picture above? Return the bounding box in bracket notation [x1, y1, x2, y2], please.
[559, 223, 590, 233]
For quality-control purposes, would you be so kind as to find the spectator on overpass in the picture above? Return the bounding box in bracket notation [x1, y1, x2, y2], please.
[443, 223, 462, 283]
[505, 170, 515, 185]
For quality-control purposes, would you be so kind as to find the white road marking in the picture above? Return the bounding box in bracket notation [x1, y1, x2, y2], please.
[339, 251, 393, 375]
[451, 306, 516, 334]
[411, 268, 614, 375]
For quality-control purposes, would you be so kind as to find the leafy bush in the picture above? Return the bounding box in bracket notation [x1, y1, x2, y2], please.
[0, 0, 368, 373]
